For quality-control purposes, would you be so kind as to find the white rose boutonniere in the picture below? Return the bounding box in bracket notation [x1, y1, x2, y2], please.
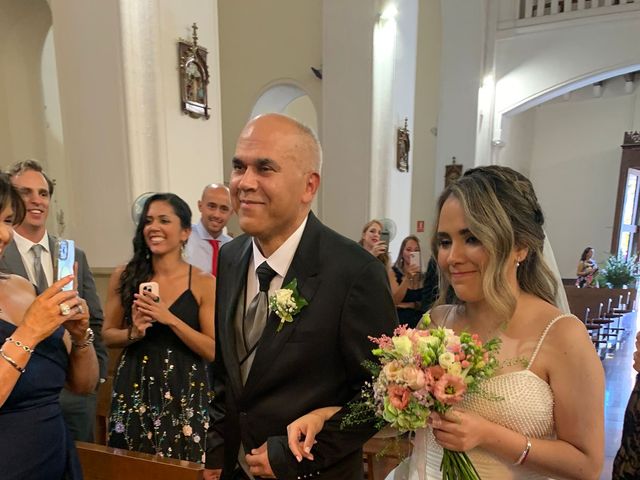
[269, 278, 308, 332]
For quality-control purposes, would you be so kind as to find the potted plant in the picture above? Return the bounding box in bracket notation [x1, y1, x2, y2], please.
[598, 254, 640, 289]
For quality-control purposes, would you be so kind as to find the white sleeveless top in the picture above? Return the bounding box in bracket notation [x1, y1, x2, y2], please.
[388, 314, 571, 480]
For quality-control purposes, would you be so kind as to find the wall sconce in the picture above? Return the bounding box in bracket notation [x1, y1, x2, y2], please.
[592, 81, 603, 98]
[624, 73, 635, 94]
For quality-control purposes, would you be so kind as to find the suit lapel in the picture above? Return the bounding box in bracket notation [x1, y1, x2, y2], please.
[243, 214, 322, 396]
[48, 235, 58, 274]
[0, 240, 29, 278]
[220, 237, 252, 397]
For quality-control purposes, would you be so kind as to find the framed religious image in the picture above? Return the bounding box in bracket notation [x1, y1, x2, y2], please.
[396, 118, 410, 172]
[445, 157, 463, 187]
[178, 23, 210, 119]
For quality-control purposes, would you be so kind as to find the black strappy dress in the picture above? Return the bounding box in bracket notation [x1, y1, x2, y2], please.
[108, 266, 211, 463]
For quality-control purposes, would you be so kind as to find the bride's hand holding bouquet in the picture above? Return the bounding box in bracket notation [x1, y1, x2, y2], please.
[350, 313, 501, 480]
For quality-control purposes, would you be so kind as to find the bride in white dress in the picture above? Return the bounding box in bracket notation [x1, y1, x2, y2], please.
[286, 166, 604, 480]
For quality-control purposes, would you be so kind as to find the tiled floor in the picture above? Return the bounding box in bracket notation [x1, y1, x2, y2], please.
[600, 311, 639, 480]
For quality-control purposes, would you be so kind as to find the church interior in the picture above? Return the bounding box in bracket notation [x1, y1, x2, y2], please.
[1, 0, 640, 479]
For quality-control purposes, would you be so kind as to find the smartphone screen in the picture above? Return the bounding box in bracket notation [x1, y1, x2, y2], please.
[56, 239, 75, 291]
[409, 251, 421, 268]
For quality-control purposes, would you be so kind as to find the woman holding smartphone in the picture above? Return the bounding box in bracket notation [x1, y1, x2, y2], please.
[0, 172, 97, 480]
[102, 193, 215, 463]
[390, 235, 424, 327]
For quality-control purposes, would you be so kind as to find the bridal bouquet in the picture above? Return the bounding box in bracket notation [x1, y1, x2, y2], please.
[350, 314, 501, 480]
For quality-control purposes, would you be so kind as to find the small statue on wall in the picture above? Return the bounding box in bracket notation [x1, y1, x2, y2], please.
[445, 157, 463, 187]
[178, 23, 210, 119]
[396, 118, 410, 172]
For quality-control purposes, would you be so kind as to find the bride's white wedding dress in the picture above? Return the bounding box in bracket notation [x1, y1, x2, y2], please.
[386, 315, 571, 480]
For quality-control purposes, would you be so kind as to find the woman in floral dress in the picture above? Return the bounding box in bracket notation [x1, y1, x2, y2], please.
[575, 247, 598, 288]
[102, 193, 215, 462]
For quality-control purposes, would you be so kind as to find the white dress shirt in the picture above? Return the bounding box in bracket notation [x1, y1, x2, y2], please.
[238, 214, 308, 478]
[246, 215, 308, 306]
[184, 221, 232, 274]
[13, 230, 54, 286]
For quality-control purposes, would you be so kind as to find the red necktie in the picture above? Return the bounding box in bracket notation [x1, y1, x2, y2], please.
[208, 239, 220, 276]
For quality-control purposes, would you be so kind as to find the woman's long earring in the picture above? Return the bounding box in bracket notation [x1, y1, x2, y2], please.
[181, 241, 187, 259]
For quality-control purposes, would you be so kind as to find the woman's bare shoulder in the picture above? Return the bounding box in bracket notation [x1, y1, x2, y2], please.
[2, 274, 36, 296]
[189, 266, 215, 299]
[429, 304, 456, 327]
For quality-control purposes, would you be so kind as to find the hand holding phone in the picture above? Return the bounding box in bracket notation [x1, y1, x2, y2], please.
[409, 251, 421, 269]
[139, 282, 160, 298]
[379, 231, 390, 253]
[138, 282, 160, 323]
[56, 239, 75, 291]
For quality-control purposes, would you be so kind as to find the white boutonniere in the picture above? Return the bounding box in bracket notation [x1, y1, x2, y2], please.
[269, 278, 308, 332]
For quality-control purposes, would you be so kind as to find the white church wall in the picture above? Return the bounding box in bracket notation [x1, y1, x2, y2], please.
[0, 0, 50, 168]
[217, 0, 322, 181]
[507, 78, 639, 278]
[410, 0, 441, 256]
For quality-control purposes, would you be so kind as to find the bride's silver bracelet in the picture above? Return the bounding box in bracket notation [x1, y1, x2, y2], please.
[513, 436, 532, 466]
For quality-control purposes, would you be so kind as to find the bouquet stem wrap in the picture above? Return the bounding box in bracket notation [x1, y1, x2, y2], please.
[409, 429, 427, 480]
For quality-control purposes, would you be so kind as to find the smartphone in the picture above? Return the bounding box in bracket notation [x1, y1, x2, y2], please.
[409, 251, 422, 269]
[379, 230, 390, 252]
[139, 281, 160, 297]
[56, 239, 75, 291]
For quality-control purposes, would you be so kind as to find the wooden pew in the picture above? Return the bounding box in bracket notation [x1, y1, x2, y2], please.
[76, 442, 203, 480]
[563, 286, 635, 321]
[363, 436, 412, 480]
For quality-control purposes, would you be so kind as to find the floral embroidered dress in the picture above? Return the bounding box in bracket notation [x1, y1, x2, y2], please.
[108, 266, 212, 462]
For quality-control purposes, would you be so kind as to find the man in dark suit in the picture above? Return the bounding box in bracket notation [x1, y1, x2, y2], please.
[0, 160, 107, 442]
[205, 114, 397, 480]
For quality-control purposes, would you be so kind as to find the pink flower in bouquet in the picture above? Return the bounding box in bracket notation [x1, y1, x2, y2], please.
[427, 365, 445, 383]
[388, 384, 411, 410]
[401, 365, 426, 390]
[433, 373, 467, 405]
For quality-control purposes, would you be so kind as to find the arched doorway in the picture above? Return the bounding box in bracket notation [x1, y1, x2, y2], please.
[249, 82, 321, 213]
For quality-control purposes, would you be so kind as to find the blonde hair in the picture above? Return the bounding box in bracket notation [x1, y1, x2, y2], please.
[431, 166, 557, 320]
[359, 219, 389, 266]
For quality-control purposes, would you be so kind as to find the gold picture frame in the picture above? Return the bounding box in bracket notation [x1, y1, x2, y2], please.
[396, 118, 410, 172]
[179, 23, 210, 119]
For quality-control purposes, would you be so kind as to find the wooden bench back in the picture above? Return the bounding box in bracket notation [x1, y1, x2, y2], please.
[76, 442, 203, 480]
[564, 286, 636, 321]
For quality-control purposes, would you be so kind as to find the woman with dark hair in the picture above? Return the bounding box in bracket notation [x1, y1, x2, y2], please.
[287, 166, 604, 479]
[390, 235, 423, 327]
[103, 193, 215, 462]
[0, 172, 97, 480]
[576, 247, 598, 288]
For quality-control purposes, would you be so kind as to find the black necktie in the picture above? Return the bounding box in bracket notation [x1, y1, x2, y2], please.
[243, 261, 278, 354]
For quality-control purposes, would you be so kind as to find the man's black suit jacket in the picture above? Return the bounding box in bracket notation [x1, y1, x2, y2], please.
[206, 213, 398, 479]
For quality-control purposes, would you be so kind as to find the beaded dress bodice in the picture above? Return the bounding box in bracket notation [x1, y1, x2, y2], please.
[389, 314, 571, 480]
